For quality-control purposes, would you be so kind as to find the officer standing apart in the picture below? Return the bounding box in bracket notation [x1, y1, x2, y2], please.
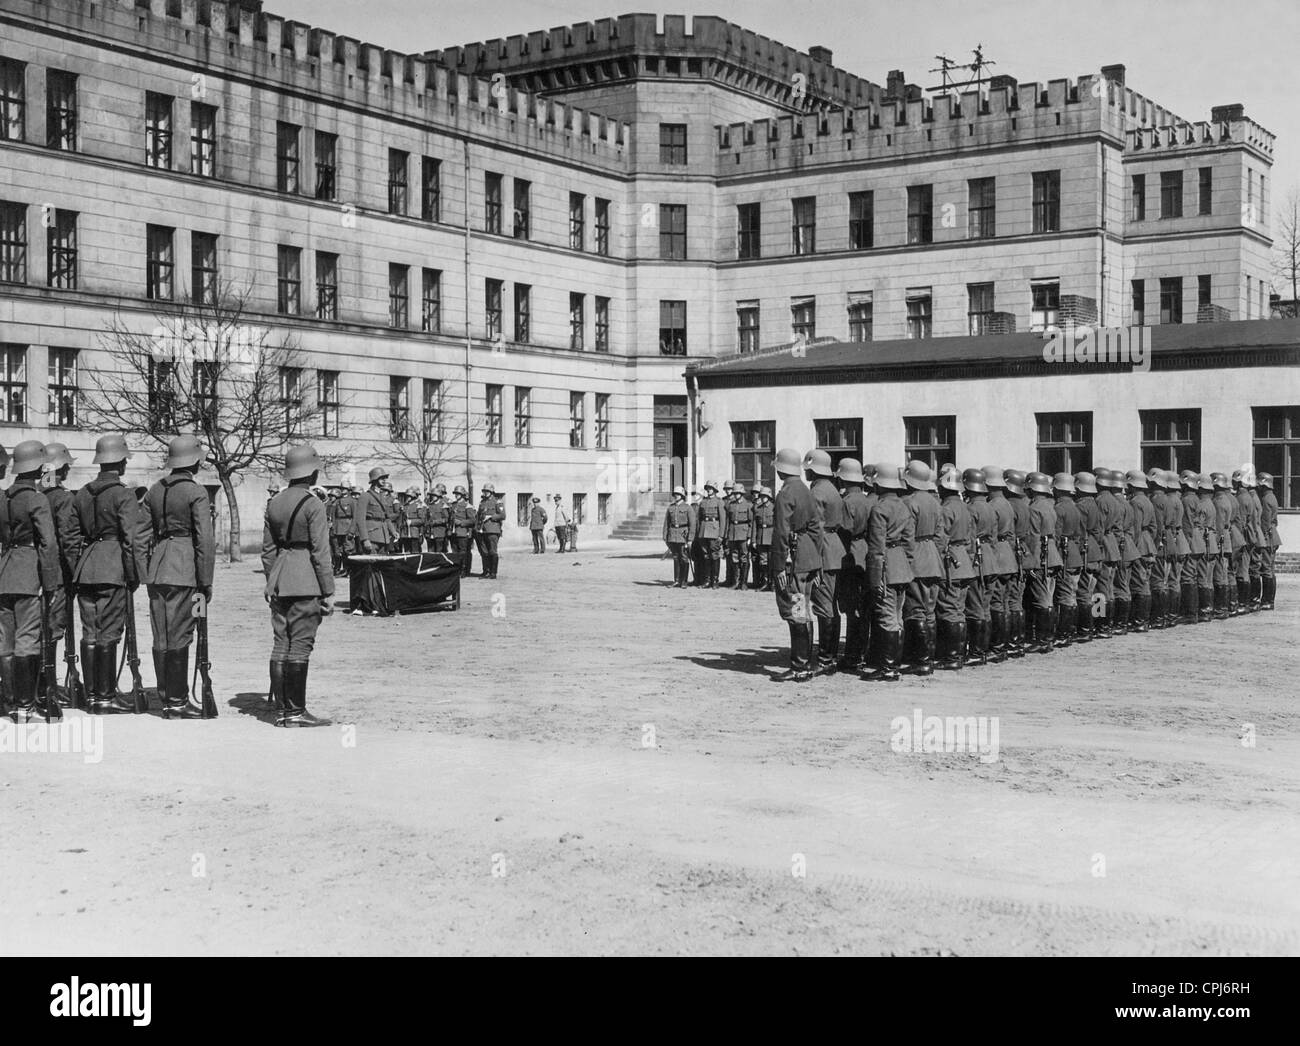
[142, 436, 215, 719]
[476, 484, 506, 579]
[40, 443, 78, 707]
[0, 441, 60, 722]
[770, 448, 824, 682]
[262, 445, 333, 728]
[695, 481, 726, 589]
[662, 486, 695, 588]
[528, 496, 548, 554]
[864, 464, 915, 682]
[353, 468, 396, 556]
[67, 434, 150, 714]
[805, 450, 844, 672]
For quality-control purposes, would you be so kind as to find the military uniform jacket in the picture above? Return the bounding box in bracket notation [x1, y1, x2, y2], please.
[0, 479, 60, 595]
[1115, 496, 1139, 563]
[752, 500, 776, 546]
[69, 473, 150, 588]
[1096, 490, 1124, 563]
[724, 497, 754, 542]
[905, 490, 944, 580]
[1128, 491, 1158, 558]
[1075, 496, 1103, 566]
[1181, 491, 1206, 554]
[399, 502, 424, 539]
[1260, 489, 1281, 548]
[987, 491, 1017, 574]
[426, 498, 451, 536]
[1226, 490, 1247, 550]
[810, 479, 845, 571]
[967, 496, 999, 578]
[1054, 497, 1085, 569]
[1021, 497, 1063, 570]
[1197, 494, 1220, 555]
[476, 496, 506, 534]
[353, 487, 396, 546]
[938, 494, 976, 580]
[1160, 490, 1189, 556]
[528, 504, 548, 529]
[867, 492, 915, 588]
[663, 501, 695, 544]
[839, 489, 872, 571]
[450, 500, 476, 537]
[1009, 495, 1032, 564]
[1212, 491, 1237, 552]
[143, 474, 216, 587]
[696, 495, 725, 540]
[1239, 489, 1265, 548]
[261, 486, 335, 600]
[771, 477, 824, 575]
[45, 484, 77, 581]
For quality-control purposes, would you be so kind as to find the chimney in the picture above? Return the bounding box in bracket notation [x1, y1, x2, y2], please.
[989, 74, 1017, 92]
[1100, 63, 1125, 86]
[1210, 103, 1245, 123]
[885, 69, 905, 101]
[808, 45, 833, 65]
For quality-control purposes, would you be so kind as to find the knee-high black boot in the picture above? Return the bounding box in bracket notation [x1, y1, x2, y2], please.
[268, 660, 285, 711]
[1262, 576, 1276, 610]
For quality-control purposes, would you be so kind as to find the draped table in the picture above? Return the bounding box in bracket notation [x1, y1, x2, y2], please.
[346, 553, 461, 616]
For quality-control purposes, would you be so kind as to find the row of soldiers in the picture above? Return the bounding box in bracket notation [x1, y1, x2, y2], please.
[324, 468, 506, 579]
[739, 450, 1281, 682]
[662, 481, 777, 590]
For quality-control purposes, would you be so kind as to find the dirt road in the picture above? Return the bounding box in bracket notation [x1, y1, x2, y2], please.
[3, 543, 1297, 955]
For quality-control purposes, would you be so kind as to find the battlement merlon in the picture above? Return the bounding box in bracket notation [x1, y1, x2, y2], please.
[426, 14, 885, 112]
[3, 0, 632, 165]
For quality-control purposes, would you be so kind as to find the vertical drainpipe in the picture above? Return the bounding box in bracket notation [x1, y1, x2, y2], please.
[463, 135, 473, 497]
[687, 370, 699, 494]
[1100, 140, 1108, 325]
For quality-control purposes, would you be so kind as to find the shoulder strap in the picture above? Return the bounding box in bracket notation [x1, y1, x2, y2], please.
[282, 489, 314, 545]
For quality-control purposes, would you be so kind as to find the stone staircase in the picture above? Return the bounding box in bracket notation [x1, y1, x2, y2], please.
[610, 507, 662, 540]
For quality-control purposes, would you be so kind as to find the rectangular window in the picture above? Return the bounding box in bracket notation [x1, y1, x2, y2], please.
[1132, 279, 1145, 326]
[1031, 279, 1060, 332]
[46, 70, 76, 151]
[1036, 411, 1093, 475]
[0, 201, 25, 285]
[388, 149, 408, 215]
[1131, 174, 1146, 221]
[276, 245, 301, 315]
[48, 347, 78, 427]
[595, 296, 610, 352]
[569, 292, 585, 350]
[595, 393, 610, 450]
[314, 131, 337, 201]
[193, 360, 218, 430]
[191, 232, 218, 305]
[280, 366, 304, 437]
[421, 156, 441, 221]
[904, 415, 956, 474]
[659, 300, 687, 355]
[0, 58, 25, 142]
[572, 493, 587, 525]
[421, 268, 441, 333]
[0, 345, 27, 424]
[815, 418, 862, 471]
[46, 209, 77, 290]
[517, 494, 532, 529]
[388, 264, 409, 328]
[388, 376, 410, 441]
[737, 301, 760, 354]
[1253, 406, 1300, 510]
[145, 91, 172, 169]
[485, 384, 503, 445]
[659, 204, 687, 260]
[1198, 274, 1212, 312]
[1198, 166, 1212, 216]
[659, 123, 687, 164]
[598, 492, 610, 525]
[1032, 170, 1061, 233]
[276, 121, 300, 193]
[792, 196, 816, 255]
[513, 178, 531, 239]
[485, 172, 503, 234]
[421, 379, 443, 442]
[967, 178, 995, 239]
[906, 288, 932, 339]
[317, 370, 339, 438]
[1159, 277, 1183, 324]
[595, 197, 610, 255]
[968, 282, 995, 336]
[485, 279, 503, 339]
[1160, 170, 1183, 219]
[569, 391, 586, 448]
[849, 191, 874, 249]
[190, 102, 217, 177]
[907, 184, 934, 245]
[1140, 409, 1200, 473]
[147, 359, 176, 433]
[848, 294, 873, 342]
[569, 192, 585, 250]
[315, 251, 338, 321]
[737, 202, 761, 259]
[791, 297, 816, 341]
[514, 283, 531, 343]
[143, 224, 174, 301]
[514, 386, 531, 446]
[731, 421, 775, 491]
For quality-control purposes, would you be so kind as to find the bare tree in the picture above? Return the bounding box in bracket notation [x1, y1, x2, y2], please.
[1274, 187, 1300, 319]
[365, 377, 473, 492]
[83, 281, 343, 560]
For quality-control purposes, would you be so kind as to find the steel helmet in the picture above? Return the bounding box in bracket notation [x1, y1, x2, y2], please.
[482, 483, 495, 495]
[92, 433, 132, 465]
[1179, 469, 1198, 488]
[368, 466, 388, 484]
[11, 439, 44, 474]
[452, 484, 467, 497]
[962, 468, 988, 493]
[1003, 469, 1027, 495]
[835, 458, 866, 484]
[1124, 469, 1148, 489]
[903, 460, 933, 491]
[1052, 472, 1076, 493]
[754, 485, 770, 498]
[982, 466, 1006, 488]
[732, 481, 746, 495]
[1145, 467, 1163, 488]
[42, 442, 75, 470]
[774, 448, 803, 477]
[938, 467, 963, 493]
[703, 479, 719, 492]
[164, 434, 204, 470]
[672, 486, 686, 498]
[803, 449, 834, 477]
[1197, 473, 1214, 491]
[1212, 472, 1229, 490]
[722, 480, 734, 492]
[1258, 471, 1274, 490]
[874, 464, 905, 491]
[434, 483, 447, 495]
[1092, 468, 1112, 489]
[282, 444, 321, 481]
[1164, 470, 1180, 490]
[1026, 471, 1053, 494]
[1073, 471, 1098, 494]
